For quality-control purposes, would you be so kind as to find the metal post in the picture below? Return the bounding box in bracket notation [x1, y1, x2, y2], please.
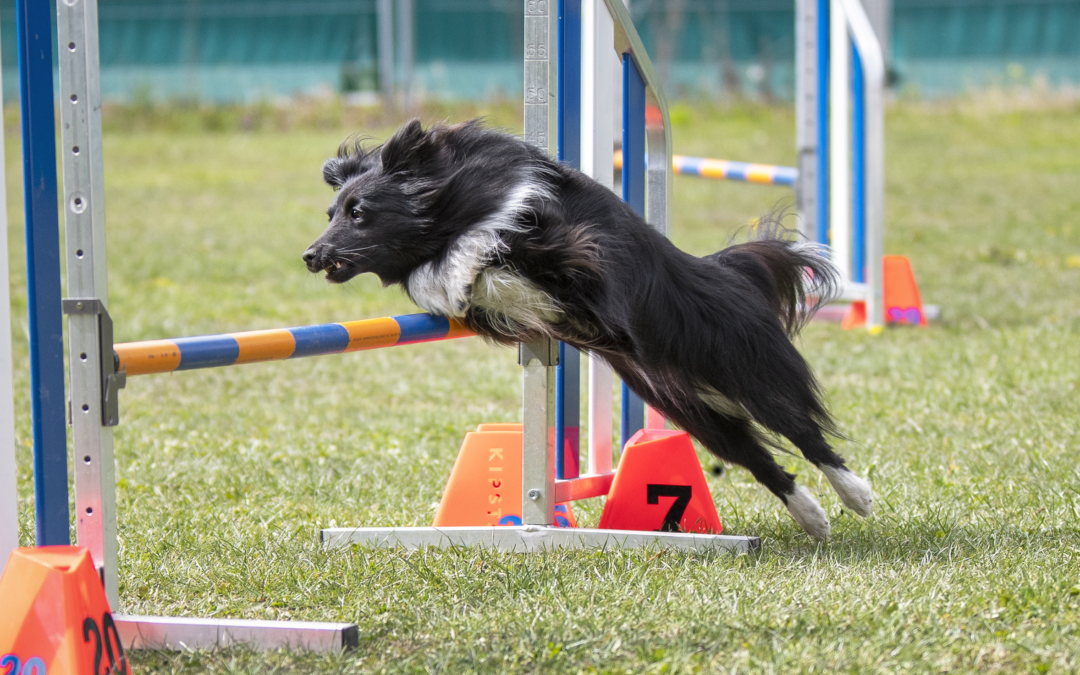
[829, 0, 851, 282]
[581, 0, 614, 476]
[861, 0, 891, 70]
[636, 0, 672, 432]
[839, 0, 886, 328]
[794, 0, 818, 242]
[17, 0, 70, 548]
[852, 44, 866, 284]
[0, 44, 18, 575]
[619, 53, 645, 447]
[523, 0, 559, 525]
[377, 0, 395, 107]
[57, 0, 120, 607]
[815, 0, 830, 245]
[397, 0, 414, 112]
[556, 0, 582, 480]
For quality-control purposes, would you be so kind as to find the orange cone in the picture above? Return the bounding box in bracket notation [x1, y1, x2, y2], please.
[0, 546, 128, 675]
[842, 255, 928, 329]
[433, 425, 577, 528]
[841, 300, 867, 330]
[597, 430, 722, 534]
[882, 255, 928, 326]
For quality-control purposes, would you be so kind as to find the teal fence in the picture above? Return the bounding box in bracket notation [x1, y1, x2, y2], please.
[2, 0, 1078, 103]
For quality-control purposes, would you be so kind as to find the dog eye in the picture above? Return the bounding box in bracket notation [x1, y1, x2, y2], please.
[350, 206, 362, 220]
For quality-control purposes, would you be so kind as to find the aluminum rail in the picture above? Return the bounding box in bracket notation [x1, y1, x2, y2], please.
[613, 150, 798, 186]
[115, 616, 358, 651]
[114, 313, 473, 376]
[322, 525, 759, 554]
[521, 0, 560, 527]
[57, 0, 117, 602]
[837, 0, 885, 328]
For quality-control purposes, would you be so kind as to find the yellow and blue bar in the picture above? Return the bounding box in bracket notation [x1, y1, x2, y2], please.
[614, 150, 798, 187]
[115, 313, 473, 376]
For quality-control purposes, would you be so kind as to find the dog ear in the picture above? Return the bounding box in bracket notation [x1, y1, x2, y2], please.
[380, 119, 438, 174]
[322, 156, 355, 189]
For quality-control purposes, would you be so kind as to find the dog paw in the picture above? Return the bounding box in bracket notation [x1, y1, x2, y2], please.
[819, 465, 874, 517]
[784, 485, 831, 541]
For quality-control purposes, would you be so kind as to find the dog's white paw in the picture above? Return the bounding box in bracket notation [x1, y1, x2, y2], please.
[819, 464, 874, 517]
[784, 485, 831, 541]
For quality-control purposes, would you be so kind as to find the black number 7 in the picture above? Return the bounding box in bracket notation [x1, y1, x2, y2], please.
[647, 484, 692, 532]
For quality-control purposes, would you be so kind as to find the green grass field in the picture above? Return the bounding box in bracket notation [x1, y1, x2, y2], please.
[6, 97, 1080, 673]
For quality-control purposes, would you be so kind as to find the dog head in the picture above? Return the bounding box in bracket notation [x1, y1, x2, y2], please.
[303, 120, 456, 286]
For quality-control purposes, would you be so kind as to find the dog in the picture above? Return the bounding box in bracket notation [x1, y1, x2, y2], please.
[303, 119, 873, 540]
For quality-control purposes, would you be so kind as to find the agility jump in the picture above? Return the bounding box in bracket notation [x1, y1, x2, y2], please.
[0, 0, 763, 654]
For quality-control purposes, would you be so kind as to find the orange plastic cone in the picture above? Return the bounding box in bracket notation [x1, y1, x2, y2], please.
[0, 546, 128, 675]
[882, 255, 928, 326]
[597, 430, 722, 534]
[841, 300, 867, 330]
[842, 255, 927, 329]
[433, 425, 577, 528]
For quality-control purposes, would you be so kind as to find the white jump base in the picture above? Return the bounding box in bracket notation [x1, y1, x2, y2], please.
[114, 615, 359, 651]
[320, 525, 761, 553]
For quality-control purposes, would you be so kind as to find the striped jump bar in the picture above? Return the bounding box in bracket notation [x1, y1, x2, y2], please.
[114, 313, 474, 376]
[613, 150, 798, 186]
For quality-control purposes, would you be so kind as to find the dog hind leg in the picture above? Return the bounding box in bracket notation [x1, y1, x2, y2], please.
[686, 410, 832, 541]
[755, 410, 874, 518]
[601, 355, 832, 540]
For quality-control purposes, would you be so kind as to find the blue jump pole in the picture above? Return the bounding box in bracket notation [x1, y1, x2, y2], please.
[556, 0, 582, 480]
[816, 0, 830, 246]
[17, 0, 70, 546]
[620, 53, 646, 447]
[852, 41, 867, 284]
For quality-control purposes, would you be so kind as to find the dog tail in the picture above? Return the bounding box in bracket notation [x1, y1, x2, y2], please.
[709, 220, 841, 337]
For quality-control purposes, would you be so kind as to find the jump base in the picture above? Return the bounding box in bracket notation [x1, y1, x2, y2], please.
[114, 615, 359, 651]
[320, 525, 760, 553]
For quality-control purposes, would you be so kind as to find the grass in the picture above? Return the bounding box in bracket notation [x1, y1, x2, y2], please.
[5, 97, 1080, 673]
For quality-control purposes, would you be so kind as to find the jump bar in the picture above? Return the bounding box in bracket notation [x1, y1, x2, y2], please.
[614, 150, 798, 186]
[115, 313, 474, 376]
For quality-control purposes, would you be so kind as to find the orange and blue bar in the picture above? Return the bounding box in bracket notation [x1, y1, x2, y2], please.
[613, 150, 798, 186]
[115, 313, 474, 376]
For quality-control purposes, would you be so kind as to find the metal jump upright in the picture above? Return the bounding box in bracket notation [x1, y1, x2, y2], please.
[795, 0, 886, 328]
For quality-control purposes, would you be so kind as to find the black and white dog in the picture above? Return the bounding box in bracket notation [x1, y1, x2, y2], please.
[303, 119, 872, 540]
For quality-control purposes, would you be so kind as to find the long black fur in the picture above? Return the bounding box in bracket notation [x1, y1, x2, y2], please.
[304, 119, 871, 537]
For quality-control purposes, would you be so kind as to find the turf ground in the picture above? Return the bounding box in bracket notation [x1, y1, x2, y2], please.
[5, 97, 1080, 672]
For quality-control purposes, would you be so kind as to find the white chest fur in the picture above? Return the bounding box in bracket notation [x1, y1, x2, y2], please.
[405, 177, 553, 319]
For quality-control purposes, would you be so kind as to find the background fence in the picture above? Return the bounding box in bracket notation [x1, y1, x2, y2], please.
[1, 0, 1079, 103]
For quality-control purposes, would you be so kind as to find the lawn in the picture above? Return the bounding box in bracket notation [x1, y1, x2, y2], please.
[5, 96, 1080, 673]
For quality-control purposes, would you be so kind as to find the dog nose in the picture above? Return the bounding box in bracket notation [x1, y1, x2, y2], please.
[303, 246, 323, 272]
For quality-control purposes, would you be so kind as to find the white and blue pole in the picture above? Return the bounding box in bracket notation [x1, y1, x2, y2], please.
[556, 0, 582, 480]
[17, 0, 70, 547]
[0, 30, 18, 571]
[619, 53, 646, 446]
